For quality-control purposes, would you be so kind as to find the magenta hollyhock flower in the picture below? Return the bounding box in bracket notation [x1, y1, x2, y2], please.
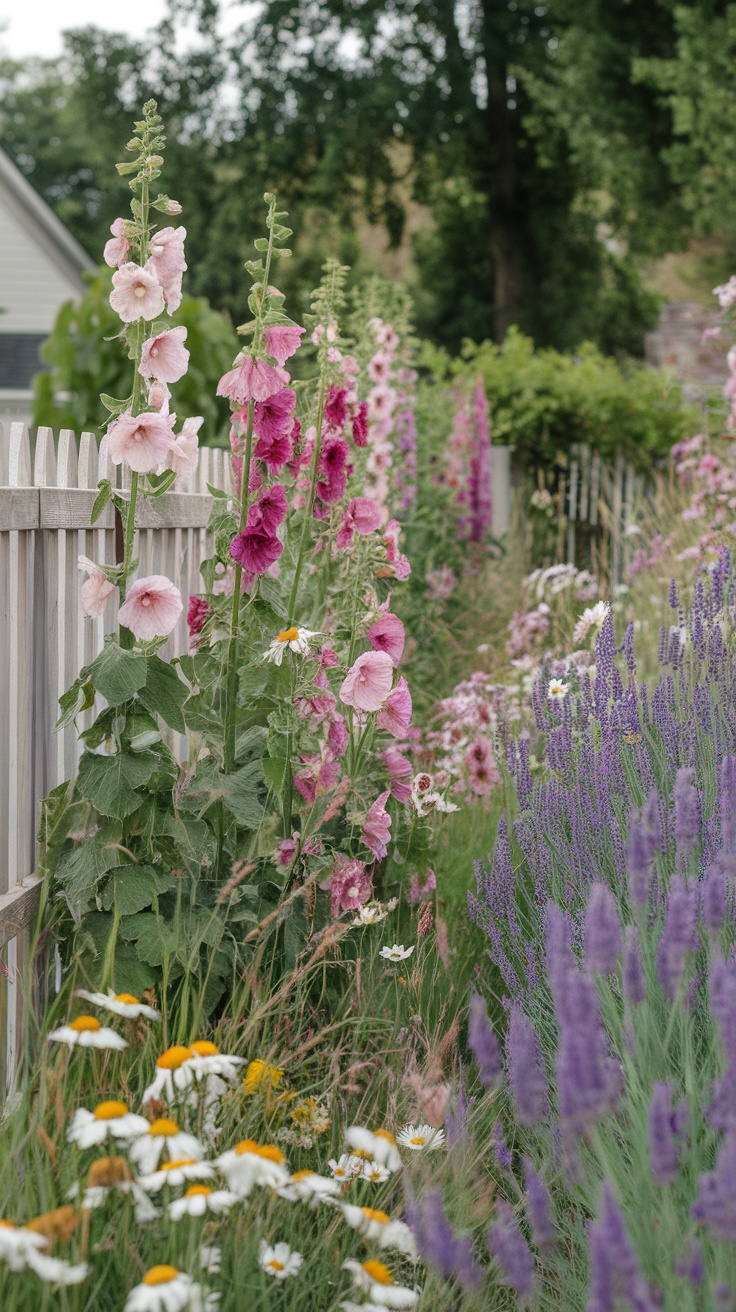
[118, 575, 183, 641]
[139, 326, 190, 383]
[330, 856, 372, 916]
[328, 717, 349, 757]
[166, 416, 202, 478]
[352, 402, 369, 447]
[247, 483, 288, 535]
[229, 527, 283, 575]
[361, 790, 392, 861]
[253, 388, 296, 442]
[107, 410, 175, 473]
[368, 612, 405, 667]
[319, 646, 339, 668]
[78, 556, 115, 618]
[316, 436, 350, 503]
[276, 834, 300, 866]
[376, 676, 412, 737]
[147, 225, 187, 313]
[217, 356, 289, 405]
[187, 595, 211, 637]
[294, 772, 317, 804]
[265, 324, 305, 366]
[254, 427, 294, 472]
[325, 385, 348, 430]
[109, 261, 165, 322]
[103, 217, 130, 268]
[339, 650, 394, 713]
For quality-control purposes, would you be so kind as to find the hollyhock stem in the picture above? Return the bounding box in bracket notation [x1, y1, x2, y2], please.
[223, 403, 255, 773]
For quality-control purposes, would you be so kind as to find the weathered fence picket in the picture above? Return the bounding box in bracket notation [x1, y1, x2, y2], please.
[0, 423, 232, 1088]
[558, 442, 642, 585]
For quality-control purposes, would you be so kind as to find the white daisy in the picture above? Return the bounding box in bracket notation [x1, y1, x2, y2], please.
[344, 1127, 401, 1173]
[76, 989, 161, 1020]
[24, 1249, 90, 1285]
[68, 1100, 150, 1149]
[279, 1169, 341, 1203]
[75, 1182, 160, 1223]
[124, 1266, 219, 1312]
[199, 1246, 221, 1275]
[169, 1186, 239, 1221]
[379, 944, 415, 962]
[262, 626, 320, 665]
[215, 1140, 290, 1197]
[129, 1120, 204, 1176]
[258, 1240, 304, 1279]
[352, 902, 389, 927]
[0, 1221, 48, 1271]
[138, 1159, 216, 1193]
[340, 1205, 416, 1256]
[396, 1123, 445, 1152]
[187, 1042, 246, 1083]
[328, 1154, 364, 1181]
[362, 1161, 391, 1184]
[547, 678, 570, 702]
[342, 1259, 419, 1308]
[141, 1046, 197, 1107]
[47, 1015, 127, 1050]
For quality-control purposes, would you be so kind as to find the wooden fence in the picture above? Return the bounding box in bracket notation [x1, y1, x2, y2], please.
[0, 422, 232, 1089]
[555, 444, 643, 585]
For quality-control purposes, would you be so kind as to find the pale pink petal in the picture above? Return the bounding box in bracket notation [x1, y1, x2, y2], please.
[118, 575, 183, 641]
[139, 326, 190, 383]
[339, 650, 394, 713]
[109, 261, 165, 323]
[107, 411, 175, 474]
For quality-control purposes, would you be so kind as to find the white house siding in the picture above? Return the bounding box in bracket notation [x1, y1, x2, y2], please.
[0, 200, 83, 333]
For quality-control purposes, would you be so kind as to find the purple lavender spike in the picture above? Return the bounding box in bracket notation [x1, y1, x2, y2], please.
[523, 1157, 556, 1249]
[488, 1201, 536, 1299]
[693, 1132, 736, 1239]
[506, 1005, 549, 1126]
[584, 883, 623, 975]
[623, 925, 646, 1004]
[648, 1082, 681, 1185]
[586, 1183, 659, 1312]
[721, 756, 736, 855]
[674, 767, 700, 855]
[701, 860, 728, 933]
[656, 875, 698, 1000]
[468, 993, 502, 1088]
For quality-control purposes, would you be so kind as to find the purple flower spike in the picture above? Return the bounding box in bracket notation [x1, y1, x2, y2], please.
[623, 925, 646, 1005]
[412, 1188, 485, 1289]
[468, 993, 502, 1088]
[674, 766, 700, 855]
[701, 860, 728, 933]
[488, 1201, 536, 1300]
[585, 883, 623, 975]
[648, 1082, 681, 1185]
[721, 755, 736, 855]
[523, 1157, 556, 1249]
[693, 1132, 736, 1239]
[656, 875, 698, 1000]
[587, 1183, 659, 1312]
[506, 1005, 549, 1126]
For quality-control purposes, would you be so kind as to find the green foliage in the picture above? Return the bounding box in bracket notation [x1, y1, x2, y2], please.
[32, 270, 239, 442]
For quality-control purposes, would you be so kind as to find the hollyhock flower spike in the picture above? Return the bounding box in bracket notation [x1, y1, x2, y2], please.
[139, 326, 189, 383]
[110, 261, 165, 322]
[107, 410, 175, 473]
[118, 576, 183, 641]
[340, 650, 394, 713]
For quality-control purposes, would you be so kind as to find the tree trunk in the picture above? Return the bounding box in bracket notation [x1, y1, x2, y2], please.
[481, 3, 527, 339]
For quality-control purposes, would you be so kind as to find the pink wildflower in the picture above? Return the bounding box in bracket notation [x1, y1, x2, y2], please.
[148, 380, 171, 412]
[325, 386, 348, 430]
[78, 557, 115, 618]
[107, 410, 175, 473]
[382, 745, 413, 803]
[339, 650, 394, 713]
[330, 856, 372, 917]
[265, 324, 305, 366]
[376, 676, 412, 737]
[465, 735, 500, 795]
[254, 427, 294, 472]
[139, 326, 190, 383]
[361, 790, 392, 861]
[316, 436, 350, 503]
[109, 261, 165, 322]
[148, 226, 187, 313]
[254, 388, 296, 442]
[351, 497, 383, 534]
[229, 527, 283, 575]
[187, 595, 211, 637]
[118, 575, 183, 641]
[276, 834, 300, 866]
[368, 612, 405, 667]
[352, 403, 369, 447]
[319, 646, 339, 668]
[217, 356, 289, 405]
[409, 869, 437, 903]
[166, 416, 202, 478]
[103, 217, 130, 268]
[247, 483, 288, 535]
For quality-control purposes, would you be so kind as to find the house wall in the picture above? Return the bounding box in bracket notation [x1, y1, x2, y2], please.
[0, 198, 82, 333]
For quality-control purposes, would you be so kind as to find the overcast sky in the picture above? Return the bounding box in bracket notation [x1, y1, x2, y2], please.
[0, 0, 201, 59]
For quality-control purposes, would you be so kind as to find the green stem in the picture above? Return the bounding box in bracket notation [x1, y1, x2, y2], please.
[223, 404, 255, 773]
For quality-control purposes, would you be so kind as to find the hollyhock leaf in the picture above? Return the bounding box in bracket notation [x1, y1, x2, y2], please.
[101, 865, 178, 917]
[88, 643, 148, 706]
[54, 828, 123, 906]
[263, 756, 287, 792]
[139, 655, 188, 732]
[222, 761, 266, 829]
[57, 677, 94, 728]
[259, 574, 289, 621]
[90, 480, 112, 524]
[118, 911, 179, 968]
[77, 750, 159, 819]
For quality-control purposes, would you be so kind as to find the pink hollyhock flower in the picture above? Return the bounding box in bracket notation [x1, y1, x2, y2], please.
[118, 575, 183, 641]
[166, 416, 202, 478]
[229, 527, 283, 574]
[465, 736, 500, 795]
[339, 650, 394, 713]
[382, 745, 413, 803]
[139, 326, 190, 383]
[330, 856, 372, 917]
[148, 380, 171, 413]
[247, 483, 288, 535]
[368, 350, 393, 383]
[254, 388, 296, 442]
[350, 497, 384, 534]
[319, 646, 339, 668]
[276, 833, 300, 866]
[361, 790, 392, 861]
[217, 356, 289, 405]
[325, 386, 348, 430]
[103, 218, 130, 268]
[294, 772, 317, 804]
[376, 676, 412, 737]
[78, 556, 115, 618]
[148, 225, 187, 313]
[368, 612, 405, 667]
[109, 261, 165, 322]
[409, 868, 437, 903]
[328, 717, 349, 757]
[265, 324, 305, 366]
[352, 402, 369, 447]
[254, 428, 294, 472]
[107, 410, 175, 473]
[318, 759, 340, 792]
[187, 595, 211, 637]
[316, 436, 350, 503]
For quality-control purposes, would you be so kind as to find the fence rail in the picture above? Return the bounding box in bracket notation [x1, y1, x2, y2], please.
[556, 443, 643, 585]
[0, 423, 232, 1088]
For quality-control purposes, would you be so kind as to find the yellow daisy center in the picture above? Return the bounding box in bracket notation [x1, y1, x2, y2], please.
[291, 1170, 315, 1183]
[115, 993, 140, 1005]
[352, 1149, 374, 1161]
[234, 1140, 285, 1163]
[0, 1221, 15, 1229]
[374, 1129, 397, 1145]
[362, 1207, 390, 1224]
[93, 1100, 128, 1120]
[184, 1185, 212, 1197]
[143, 1265, 179, 1286]
[410, 1135, 427, 1146]
[159, 1158, 197, 1172]
[269, 1259, 285, 1271]
[189, 1040, 218, 1057]
[70, 1015, 100, 1033]
[148, 1118, 179, 1137]
[363, 1259, 393, 1285]
[277, 627, 299, 642]
[156, 1046, 194, 1070]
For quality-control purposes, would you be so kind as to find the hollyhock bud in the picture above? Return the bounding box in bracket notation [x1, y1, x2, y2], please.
[78, 556, 115, 618]
[165, 199, 183, 215]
